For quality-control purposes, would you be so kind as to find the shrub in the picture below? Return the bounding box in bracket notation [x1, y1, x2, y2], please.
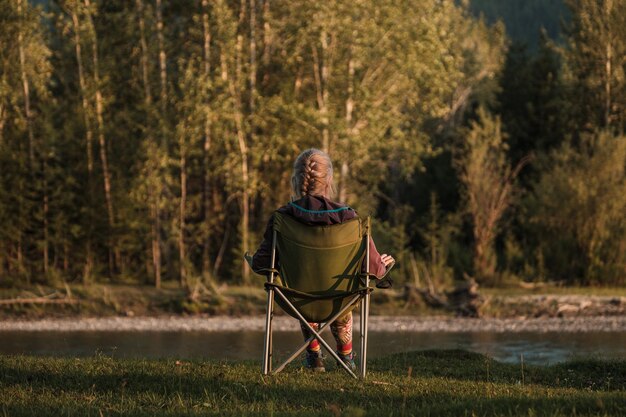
[527, 131, 626, 285]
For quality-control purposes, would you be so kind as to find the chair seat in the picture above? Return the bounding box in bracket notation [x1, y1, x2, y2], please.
[265, 282, 372, 323]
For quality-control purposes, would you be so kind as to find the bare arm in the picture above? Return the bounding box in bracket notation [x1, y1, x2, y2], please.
[365, 237, 394, 279]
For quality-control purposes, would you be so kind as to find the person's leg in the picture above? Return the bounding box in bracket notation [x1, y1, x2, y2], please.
[330, 311, 355, 370]
[300, 322, 321, 353]
[300, 321, 324, 371]
[331, 311, 353, 355]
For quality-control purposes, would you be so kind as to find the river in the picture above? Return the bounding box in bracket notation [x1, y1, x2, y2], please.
[2, 328, 625, 365]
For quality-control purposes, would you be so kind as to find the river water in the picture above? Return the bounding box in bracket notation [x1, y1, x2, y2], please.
[2, 329, 625, 365]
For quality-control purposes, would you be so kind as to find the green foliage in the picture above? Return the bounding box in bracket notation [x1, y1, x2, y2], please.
[0, 0, 54, 284]
[527, 131, 626, 285]
[456, 108, 525, 285]
[0, 0, 624, 290]
[412, 193, 459, 289]
[562, 0, 626, 133]
[2, 0, 511, 287]
[498, 37, 573, 171]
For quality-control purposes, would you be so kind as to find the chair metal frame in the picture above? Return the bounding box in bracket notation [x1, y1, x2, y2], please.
[260, 218, 373, 379]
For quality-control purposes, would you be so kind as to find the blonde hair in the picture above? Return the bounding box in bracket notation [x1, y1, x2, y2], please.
[291, 149, 335, 199]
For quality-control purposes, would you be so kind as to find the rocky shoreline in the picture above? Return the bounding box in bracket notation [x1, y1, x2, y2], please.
[485, 294, 626, 318]
[1, 315, 625, 333]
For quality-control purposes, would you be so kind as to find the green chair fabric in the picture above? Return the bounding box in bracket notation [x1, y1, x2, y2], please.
[271, 212, 368, 323]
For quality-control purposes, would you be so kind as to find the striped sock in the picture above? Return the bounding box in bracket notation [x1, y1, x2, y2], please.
[308, 339, 321, 353]
[338, 341, 352, 355]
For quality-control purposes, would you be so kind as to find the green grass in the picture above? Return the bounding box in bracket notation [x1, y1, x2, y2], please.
[1, 351, 624, 416]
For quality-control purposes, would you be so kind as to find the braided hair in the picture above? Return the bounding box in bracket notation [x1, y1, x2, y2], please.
[291, 149, 335, 198]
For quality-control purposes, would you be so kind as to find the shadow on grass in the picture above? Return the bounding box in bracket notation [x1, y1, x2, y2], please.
[1, 352, 625, 416]
[371, 349, 626, 391]
[3, 390, 626, 417]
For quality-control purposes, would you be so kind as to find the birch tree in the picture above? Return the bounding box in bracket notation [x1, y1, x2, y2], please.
[134, 0, 164, 288]
[0, 0, 51, 281]
[201, 0, 213, 281]
[212, 0, 252, 284]
[564, 0, 626, 132]
[83, 0, 118, 274]
[62, 0, 98, 280]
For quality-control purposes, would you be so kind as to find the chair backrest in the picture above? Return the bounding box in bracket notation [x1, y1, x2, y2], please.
[272, 211, 367, 322]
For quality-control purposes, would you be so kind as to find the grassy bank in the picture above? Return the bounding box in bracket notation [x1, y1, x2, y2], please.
[1, 351, 624, 416]
[1, 283, 625, 320]
[0, 283, 267, 319]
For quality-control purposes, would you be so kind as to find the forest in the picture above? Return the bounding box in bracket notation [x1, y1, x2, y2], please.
[0, 0, 625, 292]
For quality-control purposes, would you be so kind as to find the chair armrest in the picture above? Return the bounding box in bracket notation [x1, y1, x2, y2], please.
[243, 252, 279, 280]
[258, 268, 279, 281]
[376, 260, 395, 289]
[243, 252, 254, 269]
[380, 260, 395, 279]
[360, 260, 395, 289]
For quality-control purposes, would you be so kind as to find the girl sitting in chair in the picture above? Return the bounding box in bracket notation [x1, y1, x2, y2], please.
[251, 148, 394, 372]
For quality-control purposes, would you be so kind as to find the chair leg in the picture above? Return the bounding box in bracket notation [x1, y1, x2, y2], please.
[268, 299, 274, 373]
[359, 296, 366, 378]
[262, 287, 274, 375]
[273, 288, 358, 379]
[360, 291, 370, 378]
[271, 293, 363, 375]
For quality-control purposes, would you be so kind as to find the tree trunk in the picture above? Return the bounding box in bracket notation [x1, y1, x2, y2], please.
[262, 0, 271, 85]
[18, 0, 51, 279]
[70, 6, 96, 283]
[235, 114, 250, 284]
[474, 230, 495, 282]
[213, 222, 230, 279]
[339, 55, 354, 202]
[156, 0, 167, 114]
[63, 238, 69, 272]
[234, 0, 250, 284]
[201, 0, 213, 280]
[312, 30, 330, 152]
[84, 0, 117, 274]
[249, 0, 257, 114]
[136, 0, 161, 288]
[155, 0, 171, 284]
[604, 21, 612, 128]
[17, 228, 24, 280]
[0, 102, 6, 145]
[42, 158, 49, 276]
[136, 0, 152, 105]
[16, 0, 34, 168]
[151, 201, 162, 289]
[70, 8, 94, 175]
[179, 141, 187, 287]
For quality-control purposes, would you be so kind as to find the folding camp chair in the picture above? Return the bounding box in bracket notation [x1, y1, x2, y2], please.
[246, 211, 391, 379]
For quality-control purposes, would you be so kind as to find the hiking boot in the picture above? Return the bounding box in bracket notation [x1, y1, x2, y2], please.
[305, 350, 325, 372]
[336, 351, 356, 371]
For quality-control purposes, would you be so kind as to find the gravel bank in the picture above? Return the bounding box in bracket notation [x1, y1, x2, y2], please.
[1, 315, 625, 333]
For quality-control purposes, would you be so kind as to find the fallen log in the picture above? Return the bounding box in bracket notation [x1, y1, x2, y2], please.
[404, 278, 484, 318]
[0, 298, 80, 305]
